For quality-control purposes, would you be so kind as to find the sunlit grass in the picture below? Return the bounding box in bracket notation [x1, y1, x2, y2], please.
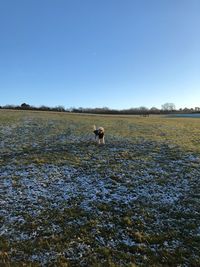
[1, 109, 200, 153]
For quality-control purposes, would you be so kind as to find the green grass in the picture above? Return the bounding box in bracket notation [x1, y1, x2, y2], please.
[0, 109, 200, 266]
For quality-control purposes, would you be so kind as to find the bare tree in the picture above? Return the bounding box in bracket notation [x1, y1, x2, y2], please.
[161, 103, 176, 111]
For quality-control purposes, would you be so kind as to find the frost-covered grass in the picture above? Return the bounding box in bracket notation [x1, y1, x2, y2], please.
[0, 110, 200, 266]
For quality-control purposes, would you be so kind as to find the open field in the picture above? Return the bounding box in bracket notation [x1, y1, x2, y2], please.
[0, 109, 200, 266]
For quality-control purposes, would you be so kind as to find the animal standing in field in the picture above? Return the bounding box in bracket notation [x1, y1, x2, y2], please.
[93, 125, 105, 144]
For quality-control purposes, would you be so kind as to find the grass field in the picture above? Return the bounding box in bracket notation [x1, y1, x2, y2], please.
[0, 109, 200, 266]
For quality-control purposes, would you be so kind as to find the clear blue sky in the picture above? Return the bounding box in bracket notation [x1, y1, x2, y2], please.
[0, 0, 199, 109]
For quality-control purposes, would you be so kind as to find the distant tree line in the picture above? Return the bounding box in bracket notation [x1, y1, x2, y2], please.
[0, 103, 66, 112]
[0, 102, 200, 115]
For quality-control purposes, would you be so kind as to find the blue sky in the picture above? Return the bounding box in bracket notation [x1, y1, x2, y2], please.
[0, 0, 199, 109]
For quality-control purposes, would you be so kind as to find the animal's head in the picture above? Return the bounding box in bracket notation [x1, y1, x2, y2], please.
[98, 127, 104, 133]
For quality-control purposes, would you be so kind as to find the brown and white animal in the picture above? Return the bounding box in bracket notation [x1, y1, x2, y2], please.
[93, 125, 105, 144]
